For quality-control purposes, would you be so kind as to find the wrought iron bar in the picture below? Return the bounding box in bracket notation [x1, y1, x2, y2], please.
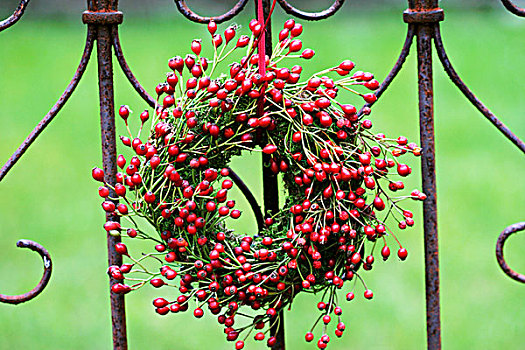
[0, 0, 30, 32]
[416, 24, 441, 350]
[496, 222, 525, 283]
[276, 0, 345, 20]
[226, 168, 265, 232]
[500, 0, 525, 17]
[174, 0, 250, 24]
[0, 28, 95, 182]
[433, 27, 525, 154]
[0, 240, 52, 305]
[409, 1, 442, 349]
[358, 24, 416, 116]
[111, 26, 157, 108]
[85, 1, 128, 348]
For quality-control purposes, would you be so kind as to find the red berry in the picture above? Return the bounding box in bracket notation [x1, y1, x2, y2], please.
[144, 192, 156, 204]
[191, 40, 201, 55]
[398, 247, 408, 260]
[140, 110, 150, 123]
[323, 315, 331, 324]
[267, 337, 277, 347]
[363, 93, 377, 103]
[153, 298, 169, 308]
[118, 105, 130, 120]
[207, 20, 217, 35]
[98, 186, 109, 197]
[305, 332, 314, 342]
[126, 228, 137, 238]
[301, 48, 315, 59]
[290, 23, 303, 37]
[92, 167, 105, 182]
[397, 163, 412, 176]
[193, 307, 204, 318]
[236, 35, 249, 48]
[364, 289, 374, 299]
[224, 26, 236, 43]
[289, 39, 302, 53]
[150, 278, 165, 288]
[115, 243, 128, 255]
[339, 60, 355, 71]
[381, 245, 391, 260]
[262, 144, 277, 154]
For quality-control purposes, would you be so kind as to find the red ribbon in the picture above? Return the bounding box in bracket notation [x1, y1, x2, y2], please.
[256, 0, 267, 78]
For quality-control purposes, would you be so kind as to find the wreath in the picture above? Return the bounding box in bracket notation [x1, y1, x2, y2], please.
[92, 17, 424, 349]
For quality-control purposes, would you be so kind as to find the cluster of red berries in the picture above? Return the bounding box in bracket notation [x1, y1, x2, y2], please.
[93, 18, 424, 349]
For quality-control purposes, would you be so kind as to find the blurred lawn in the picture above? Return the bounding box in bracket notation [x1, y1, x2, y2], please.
[0, 5, 524, 350]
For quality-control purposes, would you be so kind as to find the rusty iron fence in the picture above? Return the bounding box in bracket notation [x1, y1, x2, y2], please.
[1, 0, 524, 349]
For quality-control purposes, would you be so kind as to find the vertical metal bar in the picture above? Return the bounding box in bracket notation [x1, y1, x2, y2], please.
[412, 0, 441, 347]
[257, 0, 284, 349]
[91, 0, 128, 348]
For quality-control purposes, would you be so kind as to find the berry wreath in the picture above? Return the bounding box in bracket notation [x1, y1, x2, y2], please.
[92, 17, 424, 350]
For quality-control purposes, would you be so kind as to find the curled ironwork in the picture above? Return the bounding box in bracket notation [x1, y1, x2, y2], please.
[0, 240, 52, 305]
[358, 24, 416, 116]
[173, 0, 346, 23]
[433, 26, 525, 154]
[276, 0, 345, 20]
[174, 0, 250, 23]
[111, 26, 156, 108]
[501, 0, 525, 17]
[496, 222, 525, 283]
[0, 0, 30, 32]
[0, 27, 96, 181]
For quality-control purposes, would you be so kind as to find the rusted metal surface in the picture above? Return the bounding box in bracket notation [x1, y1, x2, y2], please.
[500, 0, 525, 17]
[174, 0, 250, 24]
[0, 28, 95, 182]
[496, 222, 525, 283]
[227, 168, 264, 231]
[0, 0, 30, 32]
[415, 20, 441, 350]
[0, 240, 52, 305]
[96, 28, 128, 348]
[89, 0, 128, 347]
[111, 26, 156, 108]
[403, 8, 444, 23]
[82, 11, 123, 25]
[173, 0, 345, 23]
[433, 27, 525, 154]
[276, 0, 345, 20]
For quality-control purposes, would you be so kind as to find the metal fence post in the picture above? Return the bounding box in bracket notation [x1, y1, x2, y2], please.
[256, 1, 285, 349]
[409, 0, 442, 349]
[88, 0, 128, 348]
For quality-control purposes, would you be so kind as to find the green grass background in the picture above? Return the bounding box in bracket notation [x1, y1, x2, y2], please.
[0, 4, 524, 350]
